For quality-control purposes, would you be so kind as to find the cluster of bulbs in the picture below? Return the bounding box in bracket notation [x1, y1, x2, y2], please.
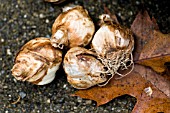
[11, 5, 134, 89]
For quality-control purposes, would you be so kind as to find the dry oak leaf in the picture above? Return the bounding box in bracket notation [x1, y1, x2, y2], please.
[72, 10, 170, 113]
[131, 10, 170, 73]
[131, 10, 159, 61]
[136, 31, 170, 73]
[73, 65, 170, 113]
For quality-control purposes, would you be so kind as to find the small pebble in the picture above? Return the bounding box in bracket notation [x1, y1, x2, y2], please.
[45, 34, 50, 38]
[31, 26, 37, 28]
[118, 12, 121, 16]
[0, 70, 5, 74]
[77, 97, 82, 103]
[73, 106, 77, 109]
[85, 100, 92, 105]
[112, 1, 117, 5]
[1, 38, 4, 42]
[45, 19, 49, 23]
[22, 26, 26, 29]
[3, 86, 8, 89]
[111, 107, 115, 110]
[136, 1, 140, 5]
[23, 14, 27, 18]
[39, 14, 45, 18]
[47, 99, 51, 103]
[63, 84, 67, 88]
[13, 78, 17, 83]
[33, 12, 38, 17]
[6, 49, 12, 55]
[3, 18, 7, 21]
[19, 91, 26, 99]
[128, 11, 133, 16]
[15, 5, 18, 8]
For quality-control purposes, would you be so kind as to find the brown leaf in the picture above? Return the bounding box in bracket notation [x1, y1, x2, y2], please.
[131, 10, 159, 60]
[136, 31, 170, 73]
[73, 66, 145, 106]
[131, 66, 170, 113]
[72, 10, 170, 112]
[73, 65, 170, 112]
[131, 10, 170, 73]
[134, 65, 170, 98]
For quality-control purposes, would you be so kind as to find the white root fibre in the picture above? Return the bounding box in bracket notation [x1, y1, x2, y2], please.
[97, 52, 134, 87]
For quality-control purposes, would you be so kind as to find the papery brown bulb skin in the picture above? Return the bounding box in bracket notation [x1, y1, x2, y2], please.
[92, 23, 134, 58]
[51, 5, 95, 49]
[63, 47, 107, 89]
[91, 14, 134, 80]
[44, 0, 67, 4]
[11, 38, 62, 85]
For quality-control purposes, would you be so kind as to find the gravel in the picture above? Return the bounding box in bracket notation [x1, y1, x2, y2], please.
[0, 0, 169, 113]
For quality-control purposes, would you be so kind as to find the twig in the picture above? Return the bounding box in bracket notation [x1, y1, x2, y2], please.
[11, 95, 21, 104]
